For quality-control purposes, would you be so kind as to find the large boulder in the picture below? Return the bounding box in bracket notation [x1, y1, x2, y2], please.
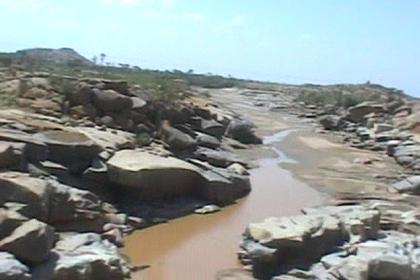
[158, 106, 191, 125]
[47, 180, 105, 232]
[373, 123, 394, 133]
[327, 231, 420, 280]
[0, 209, 28, 240]
[200, 119, 226, 138]
[225, 119, 262, 144]
[245, 214, 343, 257]
[101, 80, 129, 95]
[0, 252, 31, 280]
[159, 122, 197, 151]
[391, 176, 420, 194]
[199, 167, 251, 204]
[242, 205, 380, 278]
[393, 144, 420, 166]
[34, 130, 102, 173]
[0, 219, 55, 264]
[0, 128, 47, 161]
[330, 256, 368, 280]
[194, 147, 247, 168]
[107, 150, 251, 203]
[0, 141, 20, 168]
[76, 127, 136, 151]
[302, 205, 380, 243]
[195, 132, 221, 149]
[69, 82, 93, 106]
[319, 115, 342, 130]
[32, 233, 128, 280]
[347, 102, 384, 123]
[0, 172, 51, 221]
[368, 253, 412, 280]
[92, 89, 132, 113]
[107, 150, 203, 199]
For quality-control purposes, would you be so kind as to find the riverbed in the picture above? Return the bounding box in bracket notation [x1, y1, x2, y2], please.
[123, 126, 324, 280]
[122, 87, 410, 280]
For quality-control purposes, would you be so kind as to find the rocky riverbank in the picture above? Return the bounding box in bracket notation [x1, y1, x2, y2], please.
[213, 87, 420, 279]
[1, 69, 420, 280]
[0, 73, 262, 279]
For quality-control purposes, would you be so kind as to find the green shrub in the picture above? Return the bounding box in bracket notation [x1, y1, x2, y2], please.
[153, 77, 186, 102]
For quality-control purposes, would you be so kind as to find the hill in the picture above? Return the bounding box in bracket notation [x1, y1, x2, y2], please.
[0, 47, 94, 68]
[0, 47, 417, 107]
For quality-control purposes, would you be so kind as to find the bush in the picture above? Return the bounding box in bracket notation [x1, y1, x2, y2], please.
[153, 77, 186, 102]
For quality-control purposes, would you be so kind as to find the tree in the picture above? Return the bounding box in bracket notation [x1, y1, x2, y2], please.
[92, 56, 98, 65]
[187, 69, 194, 75]
[100, 53, 106, 65]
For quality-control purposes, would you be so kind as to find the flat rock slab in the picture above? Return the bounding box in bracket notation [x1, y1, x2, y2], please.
[107, 150, 251, 203]
[92, 89, 132, 112]
[348, 102, 384, 123]
[34, 130, 101, 163]
[76, 126, 136, 151]
[107, 150, 203, 199]
[0, 128, 47, 161]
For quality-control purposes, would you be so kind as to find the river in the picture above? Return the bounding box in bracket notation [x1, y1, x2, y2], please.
[123, 127, 324, 280]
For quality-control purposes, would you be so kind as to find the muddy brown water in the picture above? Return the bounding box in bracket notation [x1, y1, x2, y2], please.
[123, 129, 324, 280]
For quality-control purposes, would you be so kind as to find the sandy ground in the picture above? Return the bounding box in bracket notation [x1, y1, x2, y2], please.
[278, 130, 402, 198]
[207, 88, 406, 203]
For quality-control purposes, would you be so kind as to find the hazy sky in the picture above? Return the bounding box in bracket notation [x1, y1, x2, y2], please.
[1, 0, 419, 96]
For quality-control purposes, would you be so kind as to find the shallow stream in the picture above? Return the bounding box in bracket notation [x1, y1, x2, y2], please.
[123, 129, 323, 280]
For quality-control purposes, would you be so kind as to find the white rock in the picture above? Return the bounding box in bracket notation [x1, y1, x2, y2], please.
[0, 252, 31, 280]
